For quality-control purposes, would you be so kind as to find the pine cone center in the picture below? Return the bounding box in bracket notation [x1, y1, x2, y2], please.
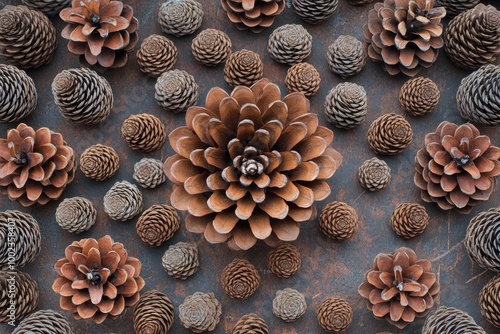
[86, 268, 103, 286]
[8, 142, 29, 166]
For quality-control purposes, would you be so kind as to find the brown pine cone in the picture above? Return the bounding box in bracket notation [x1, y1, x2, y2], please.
[267, 24, 312, 65]
[435, 0, 481, 17]
[327, 35, 367, 79]
[292, 0, 338, 24]
[347, 0, 374, 5]
[11, 309, 74, 334]
[0, 5, 57, 69]
[79, 144, 119, 181]
[390, 203, 429, 239]
[192, 28, 232, 66]
[423, 306, 486, 334]
[162, 242, 199, 280]
[285, 62, 321, 97]
[272, 288, 307, 322]
[136, 204, 180, 247]
[0, 270, 39, 323]
[232, 313, 269, 334]
[319, 201, 358, 240]
[137, 34, 178, 78]
[122, 113, 167, 152]
[357, 157, 391, 191]
[324, 82, 367, 129]
[267, 243, 301, 278]
[223, 49, 264, 87]
[367, 113, 413, 155]
[316, 297, 353, 333]
[222, 259, 260, 299]
[179, 292, 222, 333]
[133, 158, 166, 188]
[55, 197, 97, 234]
[399, 77, 440, 117]
[104, 181, 144, 221]
[133, 290, 174, 334]
[479, 275, 500, 328]
[21, 0, 71, 16]
[221, 0, 285, 33]
[465, 207, 500, 272]
[155, 69, 199, 113]
[158, 0, 203, 37]
[0, 64, 37, 123]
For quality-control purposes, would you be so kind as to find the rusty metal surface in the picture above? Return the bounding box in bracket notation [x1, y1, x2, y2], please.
[1, 1, 500, 333]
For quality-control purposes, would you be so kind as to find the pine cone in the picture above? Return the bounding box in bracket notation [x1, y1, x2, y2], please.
[133, 290, 174, 334]
[79, 144, 119, 181]
[52, 235, 145, 324]
[55, 197, 97, 234]
[223, 49, 264, 87]
[457, 64, 500, 126]
[358, 247, 440, 329]
[0, 123, 76, 207]
[284, 62, 321, 97]
[272, 288, 307, 322]
[324, 82, 367, 129]
[367, 113, 413, 155]
[221, 0, 285, 33]
[435, 0, 481, 17]
[158, 0, 203, 37]
[136, 204, 180, 247]
[232, 313, 269, 334]
[222, 259, 260, 299]
[319, 201, 358, 240]
[267, 243, 301, 278]
[179, 292, 222, 333]
[0, 270, 39, 323]
[399, 77, 440, 117]
[390, 203, 429, 239]
[52, 67, 113, 124]
[357, 157, 391, 191]
[0, 5, 57, 69]
[422, 306, 486, 334]
[164, 78, 343, 250]
[316, 297, 353, 333]
[162, 242, 199, 280]
[327, 35, 367, 79]
[0, 64, 37, 123]
[133, 158, 166, 188]
[103, 180, 143, 221]
[414, 122, 500, 213]
[444, 4, 500, 70]
[21, 0, 71, 16]
[192, 28, 232, 66]
[121, 113, 166, 152]
[267, 24, 312, 65]
[155, 69, 199, 113]
[348, 0, 374, 5]
[136, 34, 178, 78]
[292, 0, 338, 24]
[363, 0, 446, 76]
[0, 210, 40, 270]
[479, 275, 500, 328]
[11, 309, 74, 334]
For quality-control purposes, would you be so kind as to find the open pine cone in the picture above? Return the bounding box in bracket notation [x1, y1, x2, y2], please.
[221, 0, 285, 33]
[163, 78, 343, 250]
[1, 270, 39, 323]
[422, 306, 486, 334]
[179, 292, 222, 333]
[367, 113, 413, 155]
[136, 204, 180, 247]
[55, 197, 97, 234]
[232, 313, 269, 334]
[133, 290, 174, 334]
[0, 64, 37, 123]
[357, 157, 391, 191]
[11, 309, 74, 334]
[292, 0, 338, 24]
[272, 288, 307, 322]
[222, 259, 260, 299]
[192, 28, 232, 66]
[390, 203, 429, 238]
[79, 144, 119, 181]
[399, 77, 440, 117]
[162, 242, 199, 280]
[479, 275, 500, 328]
[267, 243, 301, 278]
[316, 297, 353, 333]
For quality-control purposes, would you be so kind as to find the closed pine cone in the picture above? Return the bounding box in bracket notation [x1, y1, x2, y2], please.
[285, 62, 321, 97]
[0, 5, 57, 69]
[267, 243, 301, 278]
[221, 0, 285, 33]
[348, 0, 374, 5]
[21, 0, 71, 16]
[103, 180, 143, 221]
[267, 24, 312, 65]
[367, 114, 413, 155]
[357, 157, 391, 191]
[11, 309, 74, 334]
[133, 290, 174, 334]
[316, 297, 353, 333]
[223, 49, 264, 87]
[435, 0, 480, 17]
[292, 0, 338, 24]
[79, 144, 119, 181]
[133, 158, 166, 188]
[232, 313, 269, 334]
[137, 34, 178, 77]
[192, 28, 232, 66]
[390, 203, 429, 239]
[273, 288, 307, 322]
[179, 292, 222, 333]
[222, 259, 260, 299]
[155, 69, 199, 113]
[158, 0, 203, 37]
[0, 64, 37, 123]
[162, 242, 199, 280]
[122, 113, 166, 152]
[0, 270, 39, 323]
[319, 201, 358, 240]
[399, 77, 440, 116]
[324, 82, 367, 129]
[422, 306, 486, 334]
[136, 204, 180, 247]
[55, 197, 96, 234]
[479, 275, 500, 328]
[327, 35, 367, 79]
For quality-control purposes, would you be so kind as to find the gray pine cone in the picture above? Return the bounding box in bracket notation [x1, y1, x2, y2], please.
[273, 288, 307, 322]
[0, 270, 39, 323]
[292, 0, 338, 24]
[137, 34, 178, 78]
[327, 35, 367, 79]
[357, 157, 391, 191]
[179, 292, 222, 333]
[12, 309, 74, 334]
[324, 82, 367, 129]
[103, 181, 143, 221]
[479, 275, 500, 328]
[422, 306, 486, 334]
[162, 242, 199, 280]
[0, 64, 37, 123]
[158, 0, 203, 37]
[192, 28, 232, 66]
[21, 0, 71, 16]
[133, 158, 166, 188]
[155, 69, 199, 113]
[55, 197, 97, 234]
[436, 0, 481, 17]
[267, 24, 312, 65]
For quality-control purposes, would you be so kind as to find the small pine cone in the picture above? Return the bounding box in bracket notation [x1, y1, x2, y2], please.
[0, 5, 57, 69]
[316, 297, 353, 333]
[479, 275, 500, 328]
[284, 62, 321, 97]
[11, 309, 74, 334]
[465, 207, 500, 272]
[347, 0, 374, 5]
[324, 82, 367, 129]
[133, 290, 174, 334]
[327, 35, 367, 79]
[319, 201, 358, 240]
[367, 113, 413, 155]
[399, 77, 440, 117]
[357, 157, 391, 191]
[232, 313, 269, 334]
[221, 259, 260, 299]
[155, 69, 199, 113]
[122, 113, 167, 152]
[0, 270, 39, 323]
[21, 0, 71, 16]
[179, 292, 222, 333]
[192, 28, 232, 66]
[0, 210, 41, 270]
[55, 197, 97, 234]
[292, 0, 338, 24]
[79, 144, 119, 181]
[272, 288, 307, 322]
[267, 24, 312, 65]
[390, 203, 429, 239]
[136, 205, 180, 247]
[162, 242, 199, 280]
[224, 49, 264, 88]
[104, 181, 144, 221]
[423, 306, 486, 334]
[435, 0, 481, 17]
[0, 64, 36, 123]
[137, 34, 178, 78]
[267, 243, 301, 278]
[158, 0, 203, 37]
[133, 158, 166, 188]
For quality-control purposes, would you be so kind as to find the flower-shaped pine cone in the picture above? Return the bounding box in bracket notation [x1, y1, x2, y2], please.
[220, 0, 285, 33]
[155, 69, 199, 113]
[133, 289, 174, 334]
[158, 0, 203, 37]
[267, 243, 301, 278]
[222, 259, 260, 299]
[422, 306, 486, 334]
[162, 242, 199, 280]
[79, 144, 119, 181]
[121, 113, 166, 152]
[56, 197, 97, 234]
[1, 270, 39, 323]
[0, 64, 37, 123]
[357, 157, 391, 191]
[319, 201, 358, 240]
[232, 313, 269, 334]
[136, 204, 180, 247]
[316, 297, 353, 333]
[284, 62, 321, 97]
[324, 82, 367, 129]
[136, 34, 178, 77]
[224, 49, 264, 88]
[390, 203, 429, 239]
[133, 158, 165, 188]
[178, 292, 222, 333]
[399, 77, 440, 117]
[435, 0, 480, 17]
[479, 275, 500, 328]
[11, 309, 74, 334]
[272, 288, 307, 322]
[327, 35, 367, 79]
[192, 28, 232, 66]
[267, 24, 312, 65]
[367, 113, 412, 155]
[103, 180, 143, 221]
[292, 0, 339, 24]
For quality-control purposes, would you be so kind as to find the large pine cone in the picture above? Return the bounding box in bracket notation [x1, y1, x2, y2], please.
[133, 290, 174, 334]
[316, 297, 353, 333]
[224, 49, 264, 87]
[0, 5, 57, 69]
[363, 0, 446, 76]
[284, 62, 321, 97]
[155, 70, 199, 113]
[52, 235, 145, 324]
[267, 243, 301, 278]
[136, 34, 178, 78]
[60, 0, 139, 69]
[327, 35, 367, 79]
[414, 122, 500, 213]
[479, 275, 500, 328]
[319, 201, 358, 240]
[179, 292, 222, 333]
[0, 64, 37, 123]
[232, 313, 269, 334]
[1, 270, 39, 323]
[21, 0, 71, 16]
[158, 0, 203, 37]
[222, 259, 260, 299]
[267, 24, 312, 65]
[358, 247, 440, 329]
[136, 204, 180, 247]
[121, 113, 166, 152]
[324, 82, 367, 129]
[192, 28, 232, 66]
[435, 0, 480, 17]
[221, 0, 285, 33]
[11, 309, 74, 334]
[163, 78, 343, 250]
[162, 242, 199, 280]
[133, 158, 166, 188]
[0, 123, 76, 207]
[272, 288, 307, 322]
[79, 144, 119, 181]
[103, 180, 143, 221]
[367, 113, 413, 155]
[390, 203, 429, 239]
[422, 306, 486, 334]
[357, 157, 391, 191]
[292, 0, 338, 24]
[55, 197, 97, 234]
[399, 77, 440, 117]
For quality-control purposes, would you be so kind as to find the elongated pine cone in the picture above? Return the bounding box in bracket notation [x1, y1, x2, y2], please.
[319, 201, 358, 240]
[0, 270, 39, 323]
[155, 69, 199, 113]
[222, 259, 260, 299]
[399, 77, 440, 117]
[327, 35, 367, 79]
[367, 114, 413, 155]
[435, 0, 480, 17]
[133, 158, 166, 188]
[122, 113, 166, 152]
[316, 297, 353, 333]
[0, 64, 37, 123]
[358, 247, 440, 329]
[479, 275, 500, 327]
[268, 24, 312, 65]
[0, 5, 57, 69]
[232, 313, 269, 334]
[52, 235, 145, 324]
[158, 0, 203, 37]
[267, 243, 301, 278]
[163, 78, 343, 250]
[0, 123, 76, 207]
[104, 180, 143, 221]
[324, 82, 367, 129]
[357, 157, 391, 191]
[55, 197, 96, 234]
[292, 0, 338, 24]
[414, 122, 500, 213]
[224, 49, 264, 87]
[136, 34, 178, 77]
[422, 306, 486, 334]
[179, 292, 222, 333]
[273, 288, 307, 322]
[192, 28, 232, 66]
[284, 62, 321, 97]
[133, 290, 174, 334]
[11, 309, 74, 334]
[0, 210, 41, 270]
[136, 204, 180, 247]
[162, 242, 199, 280]
[390, 203, 429, 239]
[221, 0, 285, 33]
[21, 0, 71, 16]
[79, 144, 119, 181]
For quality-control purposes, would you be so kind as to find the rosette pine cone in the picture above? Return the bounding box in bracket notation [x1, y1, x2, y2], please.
[0, 123, 76, 207]
[324, 82, 368, 129]
[79, 144, 119, 181]
[232, 313, 269, 334]
[267, 243, 301, 278]
[0, 64, 37, 123]
[1, 270, 39, 323]
[163, 78, 343, 250]
[136, 204, 180, 247]
[363, 0, 446, 76]
[136, 34, 178, 78]
[192, 28, 232, 66]
[357, 157, 391, 191]
[11, 309, 74, 334]
[133, 290, 174, 334]
[414, 122, 500, 213]
[400, 77, 440, 116]
[158, 0, 203, 37]
[122, 113, 166, 152]
[422, 306, 486, 334]
[435, 0, 480, 17]
[52, 235, 145, 324]
[284, 62, 321, 97]
[367, 114, 413, 155]
[21, 0, 71, 16]
[103, 180, 143, 221]
[319, 201, 358, 240]
[358, 247, 440, 329]
[221, 0, 285, 33]
[272, 288, 307, 322]
[327, 35, 367, 79]
[133, 158, 165, 188]
[267, 24, 312, 65]
[390, 203, 429, 239]
[55, 197, 97, 234]
[162, 242, 199, 280]
[155, 70, 199, 113]
[179, 292, 222, 333]
[224, 49, 264, 88]
[222, 259, 260, 299]
[292, 0, 338, 24]
[479, 275, 500, 327]
[316, 297, 353, 333]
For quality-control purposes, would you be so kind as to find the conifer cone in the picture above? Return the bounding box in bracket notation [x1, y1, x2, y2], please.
[103, 180, 143, 221]
[52, 67, 113, 125]
[11, 309, 74, 334]
[435, 0, 480, 17]
[192, 29, 232, 67]
[162, 242, 199, 280]
[390, 203, 429, 239]
[319, 201, 358, 240]
[179, 292, 222, 333]
[285, 62, 321, 97]
[0, 64, 37, 123]
[136, 34, 178, 78]
[327, 35, 367, 79]
[21, 0, 71, 16]
[292, 0, 338, 24]
[136, 204, 180, 247]
[122, 114, 166, 152]
[479, 275, 500, 328]
[79, 144, 119, 181]
[422, 306, 486, 334]
[55, 197, 96, 234]
[267, 243, 301, 278]
[0, 5, 57, 69]
[399, 77, 440, 117]
[348, 0, 374, 5]
[222, 259, 260, 299]
[267, 24, 312, 65]
[272, 288, 307, 322]
[221, 0, 285, 33]
[0, 210, 41, 270]
[316, 297, 353, 333]
[133, 290, 174, 334]
[357, 157, 391, 191]
[0, 270, 39, 323]
[367, 114, 413, 155]
[155, 70, 199, 113]
[324, 82, 367, 129]
[223, 49, 264, 87]
[232, 313, 269, 334]
[133, 158, 166, 189]
[158, 0, 203, 37]
[444, 4, 500, 70]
